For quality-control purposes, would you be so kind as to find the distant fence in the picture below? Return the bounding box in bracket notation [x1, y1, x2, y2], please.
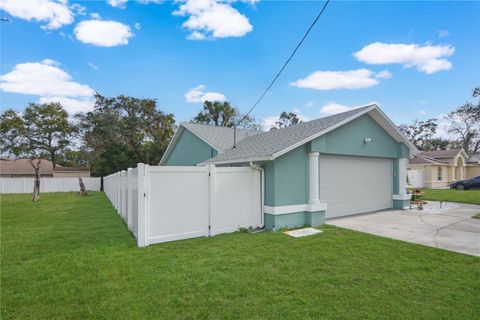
[104, 164, 263, 247]
[0, 177, 101, 194]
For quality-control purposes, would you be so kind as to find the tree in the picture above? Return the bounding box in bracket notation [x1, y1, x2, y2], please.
[271, 111, 301, 130]
[424, 138, 451, 151]
[192, 100, 262, 130]
[76, 94, 176, 176]
[446, 88, 480, 154]
[0, 102, 74, 169]
[398, 119, 438, 151]
[0, 102, 75, 201]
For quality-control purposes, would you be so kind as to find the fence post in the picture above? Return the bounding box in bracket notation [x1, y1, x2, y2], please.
[208, 165, 216, 237]
[137, 163, 147, 247]
[127, 167, 133, 231]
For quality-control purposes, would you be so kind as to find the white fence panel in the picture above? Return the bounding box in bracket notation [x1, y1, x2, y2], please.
[211, 167, 262, 235]
[147, 166, 210, 244]
[0, 177, 101, 193]
[407, 169, 424, 188]
[103, 164, 262, 247]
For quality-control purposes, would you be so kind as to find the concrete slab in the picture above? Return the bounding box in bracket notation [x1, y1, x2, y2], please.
[327, 203, 480, 256]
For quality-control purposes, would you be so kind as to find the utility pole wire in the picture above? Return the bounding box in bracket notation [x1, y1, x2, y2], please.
[235, 0, 331, 130]
[233, 0, 331, 147]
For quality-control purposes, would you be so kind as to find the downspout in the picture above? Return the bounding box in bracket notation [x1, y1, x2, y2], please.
[249, 161, 265, 229]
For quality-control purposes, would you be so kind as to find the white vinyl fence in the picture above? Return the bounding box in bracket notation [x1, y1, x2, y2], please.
[407, 169, 425, 188]
[0, 177, 101, 194]
[104, 164, 263, 247]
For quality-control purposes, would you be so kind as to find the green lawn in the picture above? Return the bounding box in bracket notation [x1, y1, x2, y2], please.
[1, 193, 479, 319]
[420, 188, 480, 205]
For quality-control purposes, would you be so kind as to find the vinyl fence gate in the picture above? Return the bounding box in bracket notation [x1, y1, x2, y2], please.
[104, 164, 263, 247]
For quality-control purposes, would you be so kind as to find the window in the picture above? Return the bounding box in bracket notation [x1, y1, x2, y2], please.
[437, 167, 442, 181]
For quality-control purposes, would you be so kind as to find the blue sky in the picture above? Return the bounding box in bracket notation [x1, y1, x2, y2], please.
[1, 0, 479, 129]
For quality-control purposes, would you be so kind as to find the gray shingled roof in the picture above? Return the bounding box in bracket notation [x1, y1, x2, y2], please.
[419, 148, 463, 158]
[203, 105, 375, 164]
[182, 123, 261, 152]
[468, 154, 480, 164]
[409, 155, 448, 165]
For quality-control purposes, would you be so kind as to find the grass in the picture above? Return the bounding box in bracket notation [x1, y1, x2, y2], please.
[1, 193, 479, 319]
[473, 213, 480, 219]
[419, 188, 480, 205]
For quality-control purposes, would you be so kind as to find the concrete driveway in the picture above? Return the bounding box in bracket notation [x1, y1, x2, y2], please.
[328, 202, 480, 256]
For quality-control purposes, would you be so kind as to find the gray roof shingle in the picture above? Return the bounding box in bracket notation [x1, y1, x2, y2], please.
[182, 123, 261, 152]
[202, 105, 375, 164]
[419, 148, 463, 158]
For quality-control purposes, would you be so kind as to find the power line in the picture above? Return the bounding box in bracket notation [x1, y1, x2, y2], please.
[237, 0, 331, 128]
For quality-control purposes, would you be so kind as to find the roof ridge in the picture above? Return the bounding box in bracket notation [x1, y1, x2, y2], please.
[181, 122, 260, 133]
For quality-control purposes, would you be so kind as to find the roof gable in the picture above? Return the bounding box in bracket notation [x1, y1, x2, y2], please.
[202, 104, 417, 165]
[159, 122, 261, 165]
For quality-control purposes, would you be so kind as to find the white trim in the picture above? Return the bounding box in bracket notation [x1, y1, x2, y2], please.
[264, 203, 327, 215]
[393, 194, 411, 201]
[308, 152, 320, 204]
[200, 155, 273, 166]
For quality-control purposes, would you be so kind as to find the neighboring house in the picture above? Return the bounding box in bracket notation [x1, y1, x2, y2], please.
[408, 149, 480, 188]
[466, 153, 480, 178]
[161, 104, 417, 230]
[0, 158, 90, 178]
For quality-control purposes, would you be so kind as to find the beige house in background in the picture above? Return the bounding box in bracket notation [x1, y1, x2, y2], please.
[0, 158, 90, 178]
[408, 149, 480, 188]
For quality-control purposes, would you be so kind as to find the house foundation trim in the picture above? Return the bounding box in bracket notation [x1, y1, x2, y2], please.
[264, 203, 327, 215]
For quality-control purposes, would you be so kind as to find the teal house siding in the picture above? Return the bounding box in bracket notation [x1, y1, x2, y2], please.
[262, 145, 308, 207]
[164, 129, 218, 166]
[261, 114, 410, 230]
[310, 114, 400, 158]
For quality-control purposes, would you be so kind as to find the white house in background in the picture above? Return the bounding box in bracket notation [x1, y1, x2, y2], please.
[407, 148, 480, 188]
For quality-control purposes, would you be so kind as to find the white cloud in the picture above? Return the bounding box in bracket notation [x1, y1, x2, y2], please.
[138, 0, 163, 3]
[173, 0, 253, 40]
[71, 3, 86, 16]
[417, 109, 428, 115]
[438, 30, 450, 38]
[353, 42, 455, 74]
[320, 102, 377, 115]
[187, 31, 206, 40]
[88, 62, 98, 70]
[185, 85, 226, 103]
[107, 0, 128, 8]
[74, 19, 133, 47]
[0, 59, 94, 97]
[291, 69, 389, 90]
[39, 96, 94, 113]
[375, 70, 392, 79]
[134, 22, 141, 30]
[90, 12, 101, 19]
[0, 59, 95, 114]
[0, 0, 74, 29]
[306, 101, 315, 107]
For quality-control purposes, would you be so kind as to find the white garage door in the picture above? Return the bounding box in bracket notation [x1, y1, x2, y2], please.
[319, 155, 393, 218]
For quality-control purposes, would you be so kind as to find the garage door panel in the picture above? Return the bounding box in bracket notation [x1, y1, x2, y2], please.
[320, 155, 392, 218]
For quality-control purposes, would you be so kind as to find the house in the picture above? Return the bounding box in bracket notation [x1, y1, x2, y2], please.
[0, 158, 90, 178]
[407, 149, 480, 188]
[467, 153, 480, 177]
[160, 104, 417, 230]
